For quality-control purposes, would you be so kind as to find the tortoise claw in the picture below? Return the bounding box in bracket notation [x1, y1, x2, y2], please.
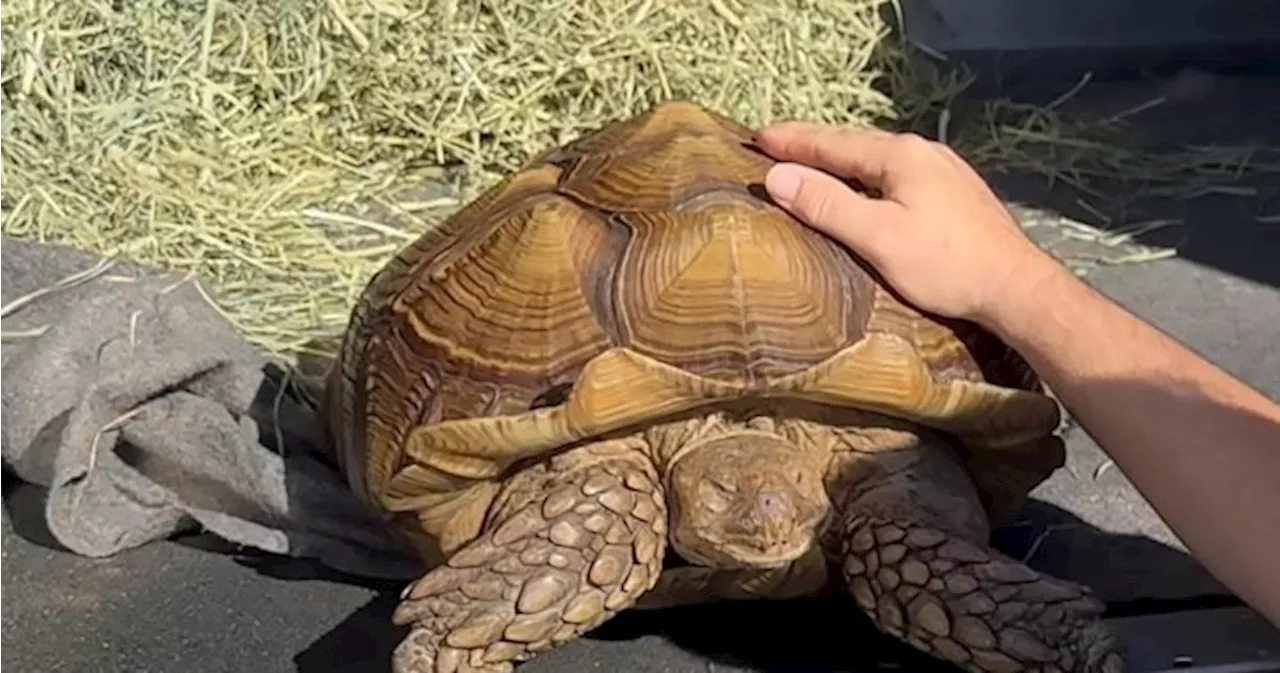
[394, 628, 513, 673]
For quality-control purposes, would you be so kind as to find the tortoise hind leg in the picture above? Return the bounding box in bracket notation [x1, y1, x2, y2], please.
[831, 438, 1125, 673]
[391, 440, 668, 672]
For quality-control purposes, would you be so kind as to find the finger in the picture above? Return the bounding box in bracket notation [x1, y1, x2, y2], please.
[756, 123, 905, 188]
[765, 162, 905, 260]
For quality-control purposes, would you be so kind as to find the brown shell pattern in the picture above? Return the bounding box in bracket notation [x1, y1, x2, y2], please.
[329, 101, 1052, 509]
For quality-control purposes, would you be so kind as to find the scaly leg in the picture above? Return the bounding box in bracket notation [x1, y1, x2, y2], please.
[391, 449, 667, 673]
[833, 438, 1125, 673]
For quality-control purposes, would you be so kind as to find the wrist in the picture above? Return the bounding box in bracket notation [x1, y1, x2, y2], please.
[973, 250, 1079, 342]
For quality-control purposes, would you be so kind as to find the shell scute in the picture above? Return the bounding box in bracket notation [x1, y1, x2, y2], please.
[328, 100, 1061, 547]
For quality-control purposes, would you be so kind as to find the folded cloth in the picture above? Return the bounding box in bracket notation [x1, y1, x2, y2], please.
[1, 235, 422, 580]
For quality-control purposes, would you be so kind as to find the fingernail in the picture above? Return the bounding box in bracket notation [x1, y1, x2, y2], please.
[765, 163, 803, 205]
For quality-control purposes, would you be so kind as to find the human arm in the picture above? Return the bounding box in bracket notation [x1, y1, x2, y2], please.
[755, 123, 1280, 626]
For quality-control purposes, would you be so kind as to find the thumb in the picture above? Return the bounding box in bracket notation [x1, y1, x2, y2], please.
[765, 162, 902, 258]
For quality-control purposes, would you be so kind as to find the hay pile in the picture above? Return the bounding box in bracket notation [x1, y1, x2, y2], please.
[0, 0, 1271, 357]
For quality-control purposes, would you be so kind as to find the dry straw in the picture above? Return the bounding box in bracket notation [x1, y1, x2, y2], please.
[2, 0, 1275, 357]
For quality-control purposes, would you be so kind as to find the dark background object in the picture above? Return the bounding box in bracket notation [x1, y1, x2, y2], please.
[896, 0, 1280, 98]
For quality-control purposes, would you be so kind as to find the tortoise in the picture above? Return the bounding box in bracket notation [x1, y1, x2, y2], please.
[324, 100, 1124, 673]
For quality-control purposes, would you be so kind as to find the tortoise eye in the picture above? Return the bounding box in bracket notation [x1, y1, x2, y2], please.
[709, 474, 738, 493]
[529, 382, 573, 410]
[698, 481, 733, 513]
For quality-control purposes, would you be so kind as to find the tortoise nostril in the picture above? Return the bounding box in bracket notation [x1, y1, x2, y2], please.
[757, 492, 790, 519]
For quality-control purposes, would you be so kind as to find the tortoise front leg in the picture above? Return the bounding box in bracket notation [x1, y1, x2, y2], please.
[831, 442, 1126, 673]
[391, 445, 668, 673]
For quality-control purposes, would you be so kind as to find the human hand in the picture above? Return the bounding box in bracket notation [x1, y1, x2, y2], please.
[757, 123, 1066, 328]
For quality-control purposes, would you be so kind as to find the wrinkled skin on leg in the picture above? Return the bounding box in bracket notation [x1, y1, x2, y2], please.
[391, 440, 667, 673]
[829, 432, 1127, 673]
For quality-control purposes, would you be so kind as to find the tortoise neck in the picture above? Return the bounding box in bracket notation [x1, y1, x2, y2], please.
[644, 413, 776, 479]
[662, 428, 788, 481]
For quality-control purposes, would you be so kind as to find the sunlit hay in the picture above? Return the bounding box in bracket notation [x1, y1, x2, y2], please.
[3, 0, 1275, 358]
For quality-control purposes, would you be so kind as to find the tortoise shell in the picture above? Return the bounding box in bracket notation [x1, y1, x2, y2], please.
[326, 101, 1063, 563]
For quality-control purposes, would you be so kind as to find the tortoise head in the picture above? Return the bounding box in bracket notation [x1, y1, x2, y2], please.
[665, 431, 831, 569]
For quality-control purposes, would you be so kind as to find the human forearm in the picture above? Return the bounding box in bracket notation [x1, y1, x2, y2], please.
[756, 123, 1280, 624]
[986, 264, 1280, 625]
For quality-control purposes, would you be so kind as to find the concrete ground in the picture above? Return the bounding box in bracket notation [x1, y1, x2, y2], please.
[4, 73, 1279, 672]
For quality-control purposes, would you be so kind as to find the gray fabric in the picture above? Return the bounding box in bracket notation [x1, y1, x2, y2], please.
[1, 235, 422, 580]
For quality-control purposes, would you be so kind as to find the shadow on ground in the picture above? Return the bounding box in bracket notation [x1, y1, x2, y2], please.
[0, 464, 1250, 673]
[283, 497, 1223, 673]
[2, 397, 1237, 673]
[2, 468, 67, 551]
[2, 372, 1242, 672]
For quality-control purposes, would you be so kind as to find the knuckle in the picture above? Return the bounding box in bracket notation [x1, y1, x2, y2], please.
[934, 141, 967, 164]
[933, 139, 960, 156]
[893, 132, 936, 154]
[830, 124, 879, 147]
[833, 125, 867, 142]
